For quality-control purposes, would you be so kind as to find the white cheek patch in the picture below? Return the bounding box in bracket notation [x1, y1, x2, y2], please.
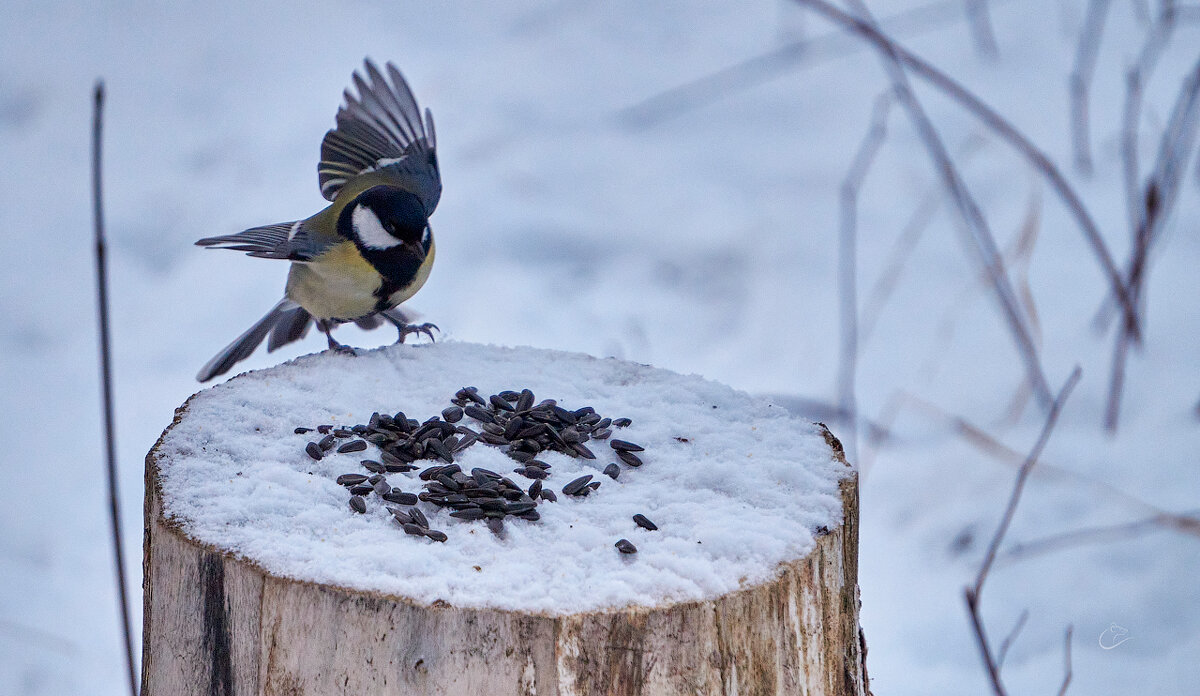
[352, 204, 402, 250]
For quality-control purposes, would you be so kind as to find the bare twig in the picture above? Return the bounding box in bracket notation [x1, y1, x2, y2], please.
[1120, 8, 1176, 238]
[965, 0, 1000, 59]
[829, 0, 1054, 410]
[1058, 626, 1074, 696]
[617, 0, 1017, 127]
[1069, 0, 1112, 175]
[1106, 53, 1200, 431]
[994, 609, 1028, 670]
[839, 90, 896, 463]
[965, 367, 1082, 695]
[792, 0, 1140, 341]
[92, 82, 138, 696]
[1000, 511, 1200, 563]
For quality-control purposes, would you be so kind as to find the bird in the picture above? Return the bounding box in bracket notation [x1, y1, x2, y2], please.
[194, 59, 442, 382]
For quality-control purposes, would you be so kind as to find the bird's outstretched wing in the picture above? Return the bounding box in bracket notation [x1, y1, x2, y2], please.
[318, 60, 441, 214]
[195, 220, 330, 261]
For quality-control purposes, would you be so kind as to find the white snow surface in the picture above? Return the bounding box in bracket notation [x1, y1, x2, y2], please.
[157, 342, 849, 613]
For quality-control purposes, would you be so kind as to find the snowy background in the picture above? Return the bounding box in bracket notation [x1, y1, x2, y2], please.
[2, 0, 1197, 693]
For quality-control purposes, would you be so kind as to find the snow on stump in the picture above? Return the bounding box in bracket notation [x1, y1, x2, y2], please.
[143, 342, 865, 695]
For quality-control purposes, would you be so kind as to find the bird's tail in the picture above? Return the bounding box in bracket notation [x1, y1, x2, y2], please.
[197, 299, 313, 382]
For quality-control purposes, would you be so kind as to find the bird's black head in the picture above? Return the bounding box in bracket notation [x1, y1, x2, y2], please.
[339, 185, 430, 259]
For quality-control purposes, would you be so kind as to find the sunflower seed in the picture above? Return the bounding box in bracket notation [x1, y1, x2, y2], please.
[513, 467, 548, 480]
[402, 523, 426, 536]
[604, 463, 620, 479]
[349, 484, 373, 495]
[383, 491, 419, 506]
[617, 450, 643, 467]
[317, 424, 333, 434]
[305, 442, 324, 460]
[373, 479, 391, 495]
[427, 438, 454, 463]
[540, 490, 558, 503]
[294, 427, 313, 434]
[441, 406, 464, 423]
[464, 406, 495, 424]
[349, 496, 367, 514]
[615, 539, 637, 554]
[562, 475, 593, 496]
[528, 480, 543, 499]
[506, 501, 536, 515]
[633, 514, 658, 531]
[490, 395, 515, 412]
[387, 507, 412, 524]
[610, 439, 644, 452]
[516, 389, 535, 412]
[591, 428, 612, 440]
[612, 418, 632, 428]
[361, 460, 385, 474]
[333, 428, 355, 438]
[336, 473, 368, 486]
[587, 481, 601, 491]
[318, 434, 336, 451]
[452, 433, 478, 452]
[571, 443, 596, 459]
[368, 473, 385, 484]
[409, 507, 429, 528]
[552, 406, 577, 424]
[337, 439, 368, 454]
[424, 529, 448, 543]
[450, 508, 486, 520]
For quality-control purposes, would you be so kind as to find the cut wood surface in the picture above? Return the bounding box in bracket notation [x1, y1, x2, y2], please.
[142, 345, 867, 695]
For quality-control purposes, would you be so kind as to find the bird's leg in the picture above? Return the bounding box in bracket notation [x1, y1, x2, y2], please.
[319, 320, 356, 356]
[381, 312, 439, 344]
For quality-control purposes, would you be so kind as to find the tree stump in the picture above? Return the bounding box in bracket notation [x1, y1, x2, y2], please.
[143, 343, 866, 695]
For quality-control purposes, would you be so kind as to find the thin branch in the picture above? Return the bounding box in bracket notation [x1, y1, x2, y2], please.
[1120, 8, 1176, 240]
[965, 367, 1082, 696]
[1069, 0, 1112, 175]
[994, 609, 1028, 670]
[92, 81, 138, 696]
[1058, 626, 1074, 696]
[792, 0, 1140, 341]
[839, 90, 896, 463]
[617, 0, 1014, 127]
[965, 0, 1000, 59]
[999, 511, 1200, 563]
[825, 0, 1055, 410]
[1106, 53, 1200, 431]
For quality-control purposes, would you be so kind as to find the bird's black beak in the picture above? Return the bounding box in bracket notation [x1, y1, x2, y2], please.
[405, 240, 426, 263]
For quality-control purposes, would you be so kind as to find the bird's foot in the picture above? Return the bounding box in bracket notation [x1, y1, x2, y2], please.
[395, 322, 439, 344]
[325, 334, 357, 356]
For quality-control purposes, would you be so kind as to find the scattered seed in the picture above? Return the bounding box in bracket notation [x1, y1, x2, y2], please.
[441, 406, 464, 423]
[528, 480, 543, 499]
[305, 442, 324, 460]
[402, 523, 426, 536]
[604, 463, 620, 479]
[615, 539, 637, 554]
[617, 450, 643, 467]
[349, 496, 367, 514]
[425, 529, 448, 543]
[361, 460, 385, 474]
[349, 484, 373, 496]
[333, 428, 355, 438]
[516, 389, 535, 412]
[490, 394, 515, 412]
[336, 473, 369, 486]
[388, 507, 412, 524]
[540, 490, 558, 503]
[613, 418, 632, 428]
[633, 514, 658, 531]
[562, 475, 593, 496]
[450, 508, 486, 520]
[383, 491, 419, 505]
[571, 443, 596, 459]
[317, 424, 333, 434]
[410, 507, 429, 528]
[337, 439, 368, 454]
[294, 427, 313, 434]
[610, 439, 644, 452]
[318, 434, 336, 451]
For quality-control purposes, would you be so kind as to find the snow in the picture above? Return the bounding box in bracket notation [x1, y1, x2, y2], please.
[2, 0, 1198, 694]
[155, 341, 849, 613]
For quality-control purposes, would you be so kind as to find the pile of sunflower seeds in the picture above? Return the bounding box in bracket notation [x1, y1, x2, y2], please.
[297, 387, 657, 550]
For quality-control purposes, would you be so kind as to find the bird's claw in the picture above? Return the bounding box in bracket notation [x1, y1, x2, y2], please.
[330, 343, 357, 356]
[395, 322, 439, 344]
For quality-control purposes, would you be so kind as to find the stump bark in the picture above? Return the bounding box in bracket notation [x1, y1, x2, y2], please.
[144, 398, 866, 696]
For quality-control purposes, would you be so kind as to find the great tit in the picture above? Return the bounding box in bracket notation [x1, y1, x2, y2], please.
[195, 59, 441, 382]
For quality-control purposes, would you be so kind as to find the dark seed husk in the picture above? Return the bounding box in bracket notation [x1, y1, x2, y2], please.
[294, 427, 313, 434]
[486, 518, 505, 535]
[571, 443, 596, 459]
[587, 481, 601, 491]
[610, 439, 644, 452]
[424, 529, 448, 543]
[633, 514, 658, 531]
[617, 450, 643, 467]
[373, 479, 391, 496]
[507, 450, 534, 463]
[464, 405, 495, 424]
[441, 406, 464, 423]
[528, 480, 543, 499]
[615, 539, 637, 554]
[361, 460, 385, 474]
[409, 507, 429, 528]
[383, 491, 419, 506]
[490, 395, 515, 412]
[613, 418, 632, 428]
[368, 473, 385, 484]
[478, 498, 508, 512]
[562, 475, 593, 496]
[604, 463, 620, 479]
[336, 473, 369, 486]
[516, 389, 535, 412]
[552, 406, 577, 424]
[305, 442, 324, 460]
[591, 428, 612, 440]
[503, 416, 524, 440]
[540, 490, 558, 503]
[317, 424, 333, 434]
[513, 467, 548, 480]
[427, 438, 454, 463]
[479, 433, 508, 446]
[337, 439, 368, 454]
[402, 522, 426, 536]
[318, 434, 336, 451]
[387, 507, 412, 524]
[506, 501, 537, 515]
[349, 496, 367, 514]
[452, 433, 478, 452]
[450, 508, 486, 520]
[349, 484, 373, 495]
[333, 428, 355, 438]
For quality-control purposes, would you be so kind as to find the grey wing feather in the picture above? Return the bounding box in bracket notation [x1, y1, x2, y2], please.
[319, 59, 441, 214]
[195, 220, 328, 261]
[268, 304, 313, 352]
[198, 300, 298, 382]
